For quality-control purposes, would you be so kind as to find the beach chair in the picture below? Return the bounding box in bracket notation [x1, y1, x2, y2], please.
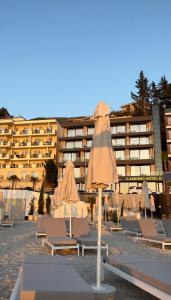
[36, 215, 51, 237]
[162, 219, 171, 237]
[104, 221, 122, 232]
[103, 253, 171, 300]
[135, 219, 171, 250]
[72, 218, 108, 256]
[123, 219, 142, 237]
[1, 218, 14, 227]
[43, 218, 79, 255]
[10, 254, 94, 300]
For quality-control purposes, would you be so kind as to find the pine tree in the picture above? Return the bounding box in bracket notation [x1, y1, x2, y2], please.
[131, 71, 151, 115]
[150, 81, 160, 104]
[158, 76, 171, 106]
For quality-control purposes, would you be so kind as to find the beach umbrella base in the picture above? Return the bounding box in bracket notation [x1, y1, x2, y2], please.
[91, 284, 117, 299]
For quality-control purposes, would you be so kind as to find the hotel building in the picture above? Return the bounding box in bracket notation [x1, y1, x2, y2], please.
[57, 104, 163, 194]
[0, 117, 62, 190]
[165, 106, 171, 171]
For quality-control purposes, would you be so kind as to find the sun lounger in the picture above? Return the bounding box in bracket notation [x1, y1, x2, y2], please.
[1, 218, 14, 227]
[36, 215, 51, 237]
[10, 254, 94, 300]
[135, 219, 171, 250]
[43, 218, 79, 255]
[72, 218, 108, 256]
[124, 220, 142, 237]
[104, 221, 122, 232]
[103, 253, 171, 300]
[162, 219, 171, 237]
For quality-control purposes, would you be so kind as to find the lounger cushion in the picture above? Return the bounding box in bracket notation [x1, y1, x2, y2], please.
[77, 236, 106, 246]
[20, 263, 94, 300]
[105, 254, 171, 295]
[72, 218, 90, 237]
[46, 218, 68, 237]
[47, 236, 77, 245]
[142, 235, 171, 242]
[162, 219, 171, 237]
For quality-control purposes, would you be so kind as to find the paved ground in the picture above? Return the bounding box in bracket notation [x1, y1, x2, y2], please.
[0, 220, 171, 300]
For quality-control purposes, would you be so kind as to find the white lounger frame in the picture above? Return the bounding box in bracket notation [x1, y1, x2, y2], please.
[104, 262, 171, 300]
[35, 232, 46, 238]
[134, 236, 171, 250]
[79, 243, 108, 256]
[1, 222, 14, 227]
[43, 238, 80, 256]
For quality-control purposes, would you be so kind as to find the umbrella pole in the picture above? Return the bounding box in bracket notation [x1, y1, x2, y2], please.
[96, 186, 102, 289]
[70, 204, 72, 238]
[144, 208, 146, 219]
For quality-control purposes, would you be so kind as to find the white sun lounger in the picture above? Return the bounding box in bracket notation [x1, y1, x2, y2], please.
[135, 219, 171, 250]
[72, 218, 108, 256]
[43, 218, 79, 255]
[104, 253, 171, 300]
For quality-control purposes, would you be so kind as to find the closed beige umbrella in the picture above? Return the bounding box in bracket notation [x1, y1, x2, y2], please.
[61, 161, 80, 237]
[150, 194, 156, 218]
[52, 177, 63, 210]
[86, 101, 118, 290]
[141, 181, 150, 219]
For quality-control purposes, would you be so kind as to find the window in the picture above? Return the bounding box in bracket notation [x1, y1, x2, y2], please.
[75, 141, 82, 148]
[117, 138, 125, 145]
[115, 150, 125, 160]
[130, 137, 139, 145]
[140, 165, 150, 175]
[63, 153, 77, 161]
[130, 150, 139, 159]
[130, 149, 150, 160]
[74, 168, 81, 178]
[85, 152, 90, 160]
[117, 166, 125, 176]
[87, 140, 92, 147]
[130, 124, 147, 133]
[75, 128, 83, 136]
[117, 125, 125, 133]
[87, 127, 94, 135]
[66, 141, 74, 148]
[111, 126, 125, 134]
[65, 141, 82, 148]
[67, 129, 75, 137]
[67, 128, 83, 137]
[140, 137, 149, 144]
[130, 165, 150, 176]
[140, 149, 149, 159]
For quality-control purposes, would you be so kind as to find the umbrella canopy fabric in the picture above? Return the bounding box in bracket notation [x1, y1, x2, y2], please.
[150, 194, 156, 212]
[86, 101, 118, 190]
[141, 181, 150, 209]
[61, 161, 80, 203]
[52, 178, 63, 209]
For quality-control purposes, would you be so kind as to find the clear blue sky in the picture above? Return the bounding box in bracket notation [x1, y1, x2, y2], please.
[0, 0, 171, 119]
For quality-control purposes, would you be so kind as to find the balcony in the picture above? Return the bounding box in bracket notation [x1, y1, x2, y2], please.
[0, 129, 11, 135]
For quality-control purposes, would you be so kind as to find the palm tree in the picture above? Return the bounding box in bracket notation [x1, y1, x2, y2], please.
[8, 175, 20, 189]
[30, 176, 38, 191]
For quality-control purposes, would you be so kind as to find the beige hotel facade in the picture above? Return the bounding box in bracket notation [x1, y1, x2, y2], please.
[0, 117, 62, 190]
[0, 104, 163, 193]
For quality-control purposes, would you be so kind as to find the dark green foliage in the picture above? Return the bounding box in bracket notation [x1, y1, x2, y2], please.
[38, 183, 44, 215]
[29, 198, 34, 215]
[46, 195, 51, 215]
[0, 107, 11, 119]
[7, 175, 20, 189]
[131, 71, 151, 116]
[45, 159, 57, 187]
[30, 176, 38, 191]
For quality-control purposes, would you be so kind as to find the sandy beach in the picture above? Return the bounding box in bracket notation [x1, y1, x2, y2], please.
[0, 220, 171, 300]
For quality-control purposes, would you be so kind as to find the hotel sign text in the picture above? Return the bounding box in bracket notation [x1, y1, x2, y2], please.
[119, 175, 163, 182]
